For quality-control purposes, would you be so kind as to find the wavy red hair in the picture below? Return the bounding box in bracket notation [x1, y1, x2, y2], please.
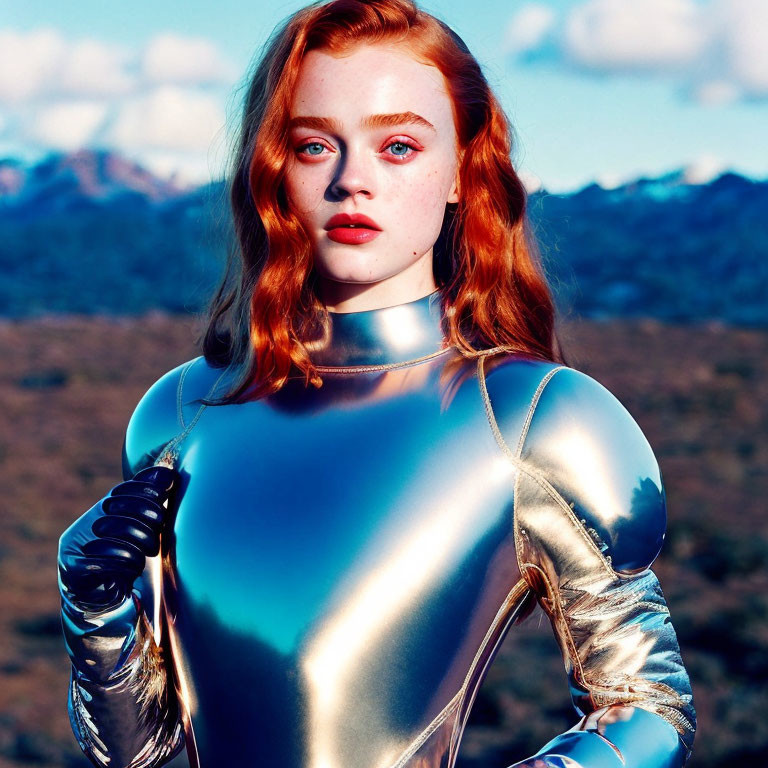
[199, 0, 567, 403]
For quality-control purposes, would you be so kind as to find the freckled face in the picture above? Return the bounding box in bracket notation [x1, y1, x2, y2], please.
[283, 43, 460, 296]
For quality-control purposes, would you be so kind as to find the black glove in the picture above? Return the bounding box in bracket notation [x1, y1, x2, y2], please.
[58, 465, 179, 613]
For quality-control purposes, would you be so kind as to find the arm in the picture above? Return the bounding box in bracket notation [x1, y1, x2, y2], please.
[489, 364, 696, 767]
[60, 557, 186, 768]
[58, 360, 194, 768]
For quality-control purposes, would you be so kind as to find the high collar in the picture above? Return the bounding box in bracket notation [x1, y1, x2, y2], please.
[306, 289, 451, 368]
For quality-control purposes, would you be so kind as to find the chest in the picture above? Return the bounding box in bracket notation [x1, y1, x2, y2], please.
[167, 377, 518, 651]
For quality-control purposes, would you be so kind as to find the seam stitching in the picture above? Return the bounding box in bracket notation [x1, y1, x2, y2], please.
[514, 365, 567, 459]
[447, 578, 530, 765]
[313, 346, 453, 374]
[526, 561, 596, 710]
[455, 579, 529, 713]
[388, 691, 462, 768]
[176, 360, 197, 430]
[512, 471, 528, 588]
[387, 577, 530, 768]
[157, 364, 230, 469]
[312, 344, 514, 375]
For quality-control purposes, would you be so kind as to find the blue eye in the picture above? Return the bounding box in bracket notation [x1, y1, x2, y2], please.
[299, 142, 326, 156]
[385, 141, 418, 159]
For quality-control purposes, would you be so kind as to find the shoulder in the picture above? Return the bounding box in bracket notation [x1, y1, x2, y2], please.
[122, 355, 231, 479]
[485, 358, 667, 573]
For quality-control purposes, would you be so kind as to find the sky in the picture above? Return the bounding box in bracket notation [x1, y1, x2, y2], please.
[0, 0, 765, 193]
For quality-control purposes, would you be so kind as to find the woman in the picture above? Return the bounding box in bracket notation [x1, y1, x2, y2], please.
[57, 1, 696, 766]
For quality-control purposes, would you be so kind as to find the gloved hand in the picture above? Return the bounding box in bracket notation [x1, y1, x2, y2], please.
[58, 465, 179, 613]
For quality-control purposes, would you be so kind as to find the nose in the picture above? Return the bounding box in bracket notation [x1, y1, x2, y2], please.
[328, 145, 374, 200]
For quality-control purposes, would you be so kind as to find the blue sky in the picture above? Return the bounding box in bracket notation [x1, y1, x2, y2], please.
[1, 0, 765, 193]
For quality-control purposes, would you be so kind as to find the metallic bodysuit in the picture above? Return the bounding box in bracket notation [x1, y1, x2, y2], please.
[59, 289, 696, 768]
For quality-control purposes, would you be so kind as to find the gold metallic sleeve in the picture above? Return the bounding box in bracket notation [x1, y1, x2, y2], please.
[488, 363, 696, 767]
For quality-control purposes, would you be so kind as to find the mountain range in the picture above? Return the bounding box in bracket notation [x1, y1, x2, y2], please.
[1, 148, 766, 325]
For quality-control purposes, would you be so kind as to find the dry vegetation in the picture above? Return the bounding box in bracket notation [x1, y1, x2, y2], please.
[0, 314, 765, 767]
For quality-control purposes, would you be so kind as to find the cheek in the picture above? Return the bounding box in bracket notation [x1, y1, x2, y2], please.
[284, 163, 324, 213]
[388, 166, 453, 223]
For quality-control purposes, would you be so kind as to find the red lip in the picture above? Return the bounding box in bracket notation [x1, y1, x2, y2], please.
[323, 212, 382, 231]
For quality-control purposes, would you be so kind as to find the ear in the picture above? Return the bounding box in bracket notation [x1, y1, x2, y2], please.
[447, 149, 463, 204]
[447, 177, 460, 204]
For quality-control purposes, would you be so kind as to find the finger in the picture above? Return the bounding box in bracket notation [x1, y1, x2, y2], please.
[82, 536, 146, 573]
[101, 494, 165, 531]
[91, 515, 160, 557]
[132, 465, 178, 493]
[64, 553, 138, 585]
[110, 480, 174, 509]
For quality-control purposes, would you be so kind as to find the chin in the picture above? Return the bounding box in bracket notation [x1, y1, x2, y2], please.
[316, 256, 398, 285]
[320, 272, 391, 286]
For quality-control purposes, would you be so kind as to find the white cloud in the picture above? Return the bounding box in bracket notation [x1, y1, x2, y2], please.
[563, 0, 708, 73]
[107, 86, 225, 153]
[0, 28, 66, 103]
[506, 0, 768, 103]
[0, 28, 236, 105]
[712, 0, 768, 97]
[504, 4, 557, 55]
[0, 29, 135, 103]
[26, 100, 109, 151]
[141, 34, 237, 86]
[58, 39, 136, 97]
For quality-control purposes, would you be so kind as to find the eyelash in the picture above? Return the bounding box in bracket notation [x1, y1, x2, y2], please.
[295, 139, 421, 161]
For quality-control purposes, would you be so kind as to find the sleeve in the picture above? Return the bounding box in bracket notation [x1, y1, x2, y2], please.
[509, 366, 696, 768]
[58, 359, 195, 768]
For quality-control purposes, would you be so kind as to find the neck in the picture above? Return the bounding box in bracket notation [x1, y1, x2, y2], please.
[316, 251, 437, 312]
[306, 288, 449, 368]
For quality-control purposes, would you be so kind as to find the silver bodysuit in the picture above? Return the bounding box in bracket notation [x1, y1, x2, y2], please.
[59, 288, 696, 768]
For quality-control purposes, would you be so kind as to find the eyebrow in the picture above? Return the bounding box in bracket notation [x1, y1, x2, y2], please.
[288, 111, 436, 133]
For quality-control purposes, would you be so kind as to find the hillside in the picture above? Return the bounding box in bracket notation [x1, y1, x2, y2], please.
[1, 149, 767, 325]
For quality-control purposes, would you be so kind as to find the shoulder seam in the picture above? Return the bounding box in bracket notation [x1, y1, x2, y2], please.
[155, 360, 231, 469]
[477, 356, 615, 578]
[514, 365, 568, 460]
[175, 358, 199, 430]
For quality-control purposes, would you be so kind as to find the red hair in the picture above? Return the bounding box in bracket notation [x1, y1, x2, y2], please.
[199, 0, 567, 403]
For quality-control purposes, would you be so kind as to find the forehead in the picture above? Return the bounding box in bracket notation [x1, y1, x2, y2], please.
[290, 43, 454, 129]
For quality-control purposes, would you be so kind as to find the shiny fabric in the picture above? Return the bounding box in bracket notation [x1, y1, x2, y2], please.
[58, 289, 696, 768]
